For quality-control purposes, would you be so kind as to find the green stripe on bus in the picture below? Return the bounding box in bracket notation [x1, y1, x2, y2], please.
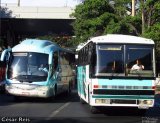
[92, 95, 154, 99]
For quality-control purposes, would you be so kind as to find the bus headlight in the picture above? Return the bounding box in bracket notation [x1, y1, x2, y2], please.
[6, 84, 13, 90]
[95, 99, 110, 104]
[139, 100, 153, 105]
[37, 86, 48, 91]
[146, 100, 153, 105]
[95, 99, 102, 104]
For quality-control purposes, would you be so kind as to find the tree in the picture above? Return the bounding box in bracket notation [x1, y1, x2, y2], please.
[37, 34, 76, 48]
[138, 0, 160, 34]
[0, 7, 13, 50]
[0, 7, 12, 18]
[71, 0, 143, 44]
[72, 0, 160, 46]
[139, 0, 160, 57]
[71, 0, 116, 44]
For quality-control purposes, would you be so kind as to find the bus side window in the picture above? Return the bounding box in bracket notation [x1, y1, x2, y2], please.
[89, 45, 96, 77]
[53, 52, 58, 71]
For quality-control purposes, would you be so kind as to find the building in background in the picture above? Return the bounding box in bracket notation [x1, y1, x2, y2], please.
[0, 0, 82, 47]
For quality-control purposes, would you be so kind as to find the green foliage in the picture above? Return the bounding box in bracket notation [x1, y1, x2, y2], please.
[71, 0, 143, 44]
[105, 16, 141, 35]
[113, 0, 131, 17]
[0, 7, 12, 18]
[71, 0, 160, 72]
[140, 0, 160, 56]
[140, 0, 160, 29]
[37, 34, 76, 48]
[144, 23, 160, 42]
[143, 23, 160, 56]
[71, 0, 116, 43]
[71, 0, 160, 51]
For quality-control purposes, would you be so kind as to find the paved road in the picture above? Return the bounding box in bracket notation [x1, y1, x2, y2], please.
[0, 90, 160, 123]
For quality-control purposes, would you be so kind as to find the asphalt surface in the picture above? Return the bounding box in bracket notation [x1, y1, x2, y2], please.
[0, 90, 160, 123]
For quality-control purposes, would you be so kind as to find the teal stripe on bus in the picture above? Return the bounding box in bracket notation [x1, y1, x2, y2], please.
[92, 95, 154, 99]
[98, 79, 153, 86]
[77, 66, 87, 96]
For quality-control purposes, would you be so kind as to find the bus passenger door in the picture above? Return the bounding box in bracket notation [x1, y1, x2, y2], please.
[53, 51, 63, 93]
[50, 51, 61, 94]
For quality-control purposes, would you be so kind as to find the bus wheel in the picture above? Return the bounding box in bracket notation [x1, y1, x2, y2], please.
[48, 85, 57, 101]
[139, 109, 147, 115]
[90, 106, 98, 114]
[14, 96, 21, 102]
[67, 83, 71, 96]
[52, 85, 57, 99]
[53, 84, 57, 98]
[88, 88, 98, 113]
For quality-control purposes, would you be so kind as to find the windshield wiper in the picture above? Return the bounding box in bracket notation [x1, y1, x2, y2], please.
[10, 75, 27, 80]
[19, 80, 33, 83]
[10, 76, 18, 80]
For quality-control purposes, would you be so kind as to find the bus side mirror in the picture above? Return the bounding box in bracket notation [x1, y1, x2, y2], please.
[49, 52, 53, 64]
[59, 67, 62, 73]
[1, 49, 11, 62]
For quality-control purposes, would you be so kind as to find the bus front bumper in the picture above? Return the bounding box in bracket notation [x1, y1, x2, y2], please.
[90, 95, 154, 109]
[5, 84, 52, 98]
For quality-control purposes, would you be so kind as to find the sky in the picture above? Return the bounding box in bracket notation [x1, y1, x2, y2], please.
[1, 0, 81, 7]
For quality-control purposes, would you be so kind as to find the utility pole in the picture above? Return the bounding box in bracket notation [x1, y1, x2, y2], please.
[65, 0, 68, 7]
[18, 0, 20, 7]
[132, 0, 135, 16]
[141, 0, 145, 35]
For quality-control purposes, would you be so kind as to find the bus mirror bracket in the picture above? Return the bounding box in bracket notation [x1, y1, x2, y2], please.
[0, 49, 12, 62]
[49, 52, 53, 64]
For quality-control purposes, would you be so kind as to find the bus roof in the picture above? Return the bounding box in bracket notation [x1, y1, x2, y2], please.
[12, 39, 60, 54]
[77, 34, 154, 51]
[12, 39, 74, 54]
[90, 34, 154, 44]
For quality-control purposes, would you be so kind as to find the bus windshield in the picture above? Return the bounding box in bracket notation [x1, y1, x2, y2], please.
[96, 45, 124, 76]
[7, 52, 49, 82]
[95, 44, 154, 77]
[126, 45, 154, 77]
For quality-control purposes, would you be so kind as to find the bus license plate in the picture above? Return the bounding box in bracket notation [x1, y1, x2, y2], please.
[138, 104, 149, 109]
[22, 92, 30, 96]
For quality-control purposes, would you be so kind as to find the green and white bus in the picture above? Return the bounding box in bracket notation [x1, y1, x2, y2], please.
[76, 34, 156, 113]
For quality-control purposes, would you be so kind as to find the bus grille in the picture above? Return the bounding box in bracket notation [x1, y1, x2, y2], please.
[93, 89, 154, 95]
[111, 99, 137, 104]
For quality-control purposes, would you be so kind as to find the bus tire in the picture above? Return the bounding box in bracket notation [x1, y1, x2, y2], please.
[67, 82, 71, 96]
[88, 86, 98, 113]
[139, 109, 147, 115]
[48, 84, 57, 101]
[14, 96, 20, 102]
[90, 106, 98, 114]
[53, 84, 57, 98]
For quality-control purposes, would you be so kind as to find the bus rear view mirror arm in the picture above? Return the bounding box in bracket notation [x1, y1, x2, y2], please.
[48, 52, 53, 64]
[1, 49, 12, 62]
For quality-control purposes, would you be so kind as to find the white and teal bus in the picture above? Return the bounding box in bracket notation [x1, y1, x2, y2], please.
[76, 34, 156, 113]
[1, 39, 75, 99]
